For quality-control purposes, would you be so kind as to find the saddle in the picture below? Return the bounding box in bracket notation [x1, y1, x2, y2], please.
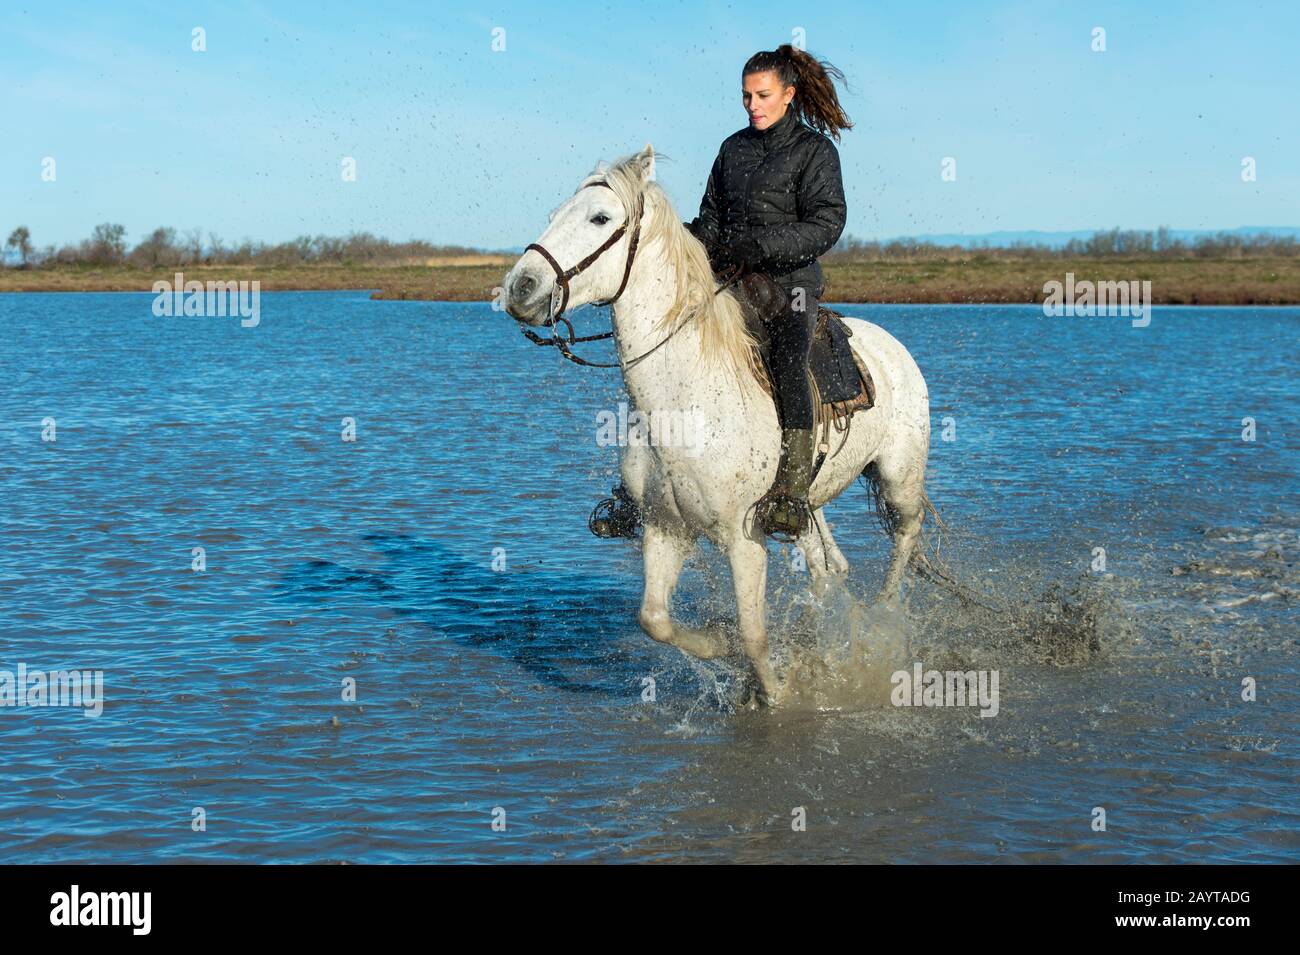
[731, 271, 876, 427]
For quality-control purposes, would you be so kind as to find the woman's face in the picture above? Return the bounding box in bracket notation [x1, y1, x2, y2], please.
[743, 70, 794, 130]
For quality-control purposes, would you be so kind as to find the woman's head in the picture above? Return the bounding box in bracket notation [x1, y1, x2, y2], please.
[741, 44, 853, 141]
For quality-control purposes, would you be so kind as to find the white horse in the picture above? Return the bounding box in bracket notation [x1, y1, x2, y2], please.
[503, 145, 933, 705]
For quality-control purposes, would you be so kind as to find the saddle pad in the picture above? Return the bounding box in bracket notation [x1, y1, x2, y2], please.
[810, 307, 867, 404]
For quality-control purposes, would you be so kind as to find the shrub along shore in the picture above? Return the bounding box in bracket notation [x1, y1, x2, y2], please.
[2, 257, 1298, 305]
[4, 225, 1299, 304]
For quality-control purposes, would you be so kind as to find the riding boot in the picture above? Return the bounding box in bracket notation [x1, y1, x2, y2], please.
[589, 483, 641, 539]
[754, 427, 816, 541]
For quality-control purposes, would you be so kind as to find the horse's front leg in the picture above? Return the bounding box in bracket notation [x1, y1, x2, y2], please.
[727, 535, 786, 706]
[638, 524, 729, 659]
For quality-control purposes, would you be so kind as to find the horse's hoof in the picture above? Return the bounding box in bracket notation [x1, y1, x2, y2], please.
[873, 590, 903, 611]
[790, 646, 830, 682]
[738, 675, 760, 709]
[755, 682, 788, 708]
[675, 627, 729, 660]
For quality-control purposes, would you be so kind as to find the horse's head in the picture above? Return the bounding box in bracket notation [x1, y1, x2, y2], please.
[503, 145, 656, 326]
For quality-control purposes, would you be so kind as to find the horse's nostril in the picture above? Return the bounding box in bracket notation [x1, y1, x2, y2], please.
[514, 275, 536, 299]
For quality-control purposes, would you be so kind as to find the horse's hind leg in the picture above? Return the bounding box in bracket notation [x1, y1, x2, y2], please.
[797, 509, 850, 596]
[874, 461, 926, 604]
[638, 523, 729, 659]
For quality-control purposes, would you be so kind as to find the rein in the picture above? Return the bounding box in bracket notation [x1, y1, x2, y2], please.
[517, 181, 743, 370]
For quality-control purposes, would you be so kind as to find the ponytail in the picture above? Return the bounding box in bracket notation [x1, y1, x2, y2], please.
[743, 44, 853, 141]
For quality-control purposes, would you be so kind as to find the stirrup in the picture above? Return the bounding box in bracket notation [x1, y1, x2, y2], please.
[751, 486, 812, 543]
[589, 485, 641, 539]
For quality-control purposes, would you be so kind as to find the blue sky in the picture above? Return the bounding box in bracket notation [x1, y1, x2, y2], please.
[2, 0, 1296, 250]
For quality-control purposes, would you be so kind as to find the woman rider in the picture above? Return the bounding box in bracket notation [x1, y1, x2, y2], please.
[591, 43, 852, 541]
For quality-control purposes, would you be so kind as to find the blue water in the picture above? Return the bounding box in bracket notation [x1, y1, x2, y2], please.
[0, 292, 1296, 862]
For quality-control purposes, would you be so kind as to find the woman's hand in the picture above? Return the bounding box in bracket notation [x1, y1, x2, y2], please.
[715, 234, 766, 272]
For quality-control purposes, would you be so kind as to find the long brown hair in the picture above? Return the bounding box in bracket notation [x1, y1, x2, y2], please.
[743, 44, 853, 141]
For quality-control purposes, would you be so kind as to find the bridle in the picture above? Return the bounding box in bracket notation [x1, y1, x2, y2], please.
[516, 179, 741, 370]
[524, 180, 643, 326]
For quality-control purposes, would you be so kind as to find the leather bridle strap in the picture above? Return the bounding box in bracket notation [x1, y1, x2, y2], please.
[524, 181, 643, 324]
[520, 261, 748, 370]
[517, 180, 747, 370]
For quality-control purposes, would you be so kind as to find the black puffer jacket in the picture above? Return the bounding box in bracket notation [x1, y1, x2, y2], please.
[687, 108, 847, 293]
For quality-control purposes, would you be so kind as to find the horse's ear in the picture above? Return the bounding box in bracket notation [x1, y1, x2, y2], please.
[638, 143, 656, 183]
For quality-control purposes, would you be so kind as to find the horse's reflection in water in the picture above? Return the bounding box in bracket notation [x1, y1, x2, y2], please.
[275, 532, 640, 697]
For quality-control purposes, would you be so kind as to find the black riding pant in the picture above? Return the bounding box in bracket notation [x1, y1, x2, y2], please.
[732, 276, 819, 430]
[768, 283, 818, 429]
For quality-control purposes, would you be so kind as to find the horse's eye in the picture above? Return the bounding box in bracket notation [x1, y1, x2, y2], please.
[590, 214, 610, 226]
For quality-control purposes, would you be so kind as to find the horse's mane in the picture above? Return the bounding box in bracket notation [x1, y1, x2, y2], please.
[583, 154, 764, 385]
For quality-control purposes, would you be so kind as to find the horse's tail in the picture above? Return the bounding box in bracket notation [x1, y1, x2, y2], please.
[862, 465, 1005, 613]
